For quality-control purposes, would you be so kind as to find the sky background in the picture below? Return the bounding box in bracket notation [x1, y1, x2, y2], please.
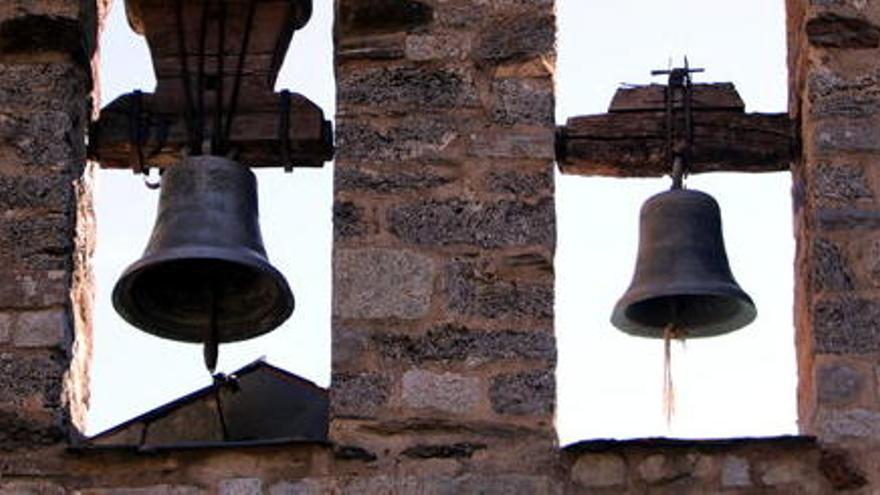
[90, 0, 795, 444]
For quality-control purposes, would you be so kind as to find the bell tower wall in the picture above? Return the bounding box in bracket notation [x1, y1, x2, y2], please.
[329, 0, 559, 478]
[0, 0, 878, 493]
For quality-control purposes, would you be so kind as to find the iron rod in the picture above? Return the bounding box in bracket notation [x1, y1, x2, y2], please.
[174, 0, 199, 154]
[223, 0, 258, 149]
[213, 0, 227, 154]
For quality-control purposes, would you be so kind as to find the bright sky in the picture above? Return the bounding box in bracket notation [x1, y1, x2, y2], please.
[89, 1, 796, 444]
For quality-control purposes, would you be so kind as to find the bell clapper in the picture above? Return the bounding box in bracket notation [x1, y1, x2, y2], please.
[204, 283, 220, 374]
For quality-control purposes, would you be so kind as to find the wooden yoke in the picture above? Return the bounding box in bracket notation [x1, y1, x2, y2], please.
[556, 83, 794, 177]
[89, 0, 334, 171]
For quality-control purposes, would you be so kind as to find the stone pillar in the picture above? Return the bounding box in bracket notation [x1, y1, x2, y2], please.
[331, 0, 558, 482]
[790, 0, 880, 486]
[0, 0, 100, 447]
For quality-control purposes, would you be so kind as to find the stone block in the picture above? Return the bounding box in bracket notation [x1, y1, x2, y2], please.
[491, 78, 554, 126]
[813, 164, 872, 206]
[337, 33, 406, 61]
[468, 129, 555, 160]
[691, 455, 718, 480]
[813, 297, 880, 353]
[816, 208, 880, 230]
[374, 324, 556, 364]
[863, 239, 880, 287]
[342, 475, 560, 494]
[12, 308, 68, 348]
[0, 313, 10, 343]
[75, 486, 202, 495]
[0, 352, 64, 408]
[406, 34, 471, 61]
[0, 407, 63, 449]
[813, 238, 854, 291]
[474, 14, 554, 64]
[489, 369, 554, 415]
[721, 456, 752, 488]
[638, 454, 694, 484]
[269, 480, 329, 495]
[809, 71, 880, 118]
[434, 3, 487, 28]
[337, 0, 433, 36]
[0, 14, 91, 61]
[571, 453, 627, 488]
[218, 478, 262, 495]
[334, 444, 377, 462]
[333, 201, 367, 240]
[817, 361, 865, 405]
[0, 481, 65, 495]
[401, 442, 486, 459]
[819, 448, 867, 490]
[401, 369, 482, 414]
[807, 13, 880, 48]
[446, 475, 560, 494]
[486, 170, 553, 197]
[816, 120, 880, 153]
[0, 1, 81, 21]
[0, 215, 73, 271]
[331, 372, 389, 418]
[0, 174, 72, 212]
[0, 62, 86, 112]
[0, 110, 84, 168]
[333, 248, 435, 319]
[338, 66, 478, 110]
[446, 261, 553, 320]
[0, 270, 68, 309]
[389, 198, 554, 248]
[335, 116, 459, 163]
[335, 167, 452, 194]
[760, 458, 806, 485]
[816, 408, 880, 441]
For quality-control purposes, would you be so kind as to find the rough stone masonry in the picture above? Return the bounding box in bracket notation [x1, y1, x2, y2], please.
[0, 0, 876, 493]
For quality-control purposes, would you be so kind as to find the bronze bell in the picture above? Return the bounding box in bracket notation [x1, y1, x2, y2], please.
[611, 188, 756, 338]
[112, 156, 295, 363]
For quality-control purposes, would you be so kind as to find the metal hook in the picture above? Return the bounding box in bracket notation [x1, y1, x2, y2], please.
[143, 168, 162, 190]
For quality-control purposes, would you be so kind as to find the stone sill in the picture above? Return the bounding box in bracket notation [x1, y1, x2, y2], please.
[564, 435, 817, 455]
[67, 437, 331, 456]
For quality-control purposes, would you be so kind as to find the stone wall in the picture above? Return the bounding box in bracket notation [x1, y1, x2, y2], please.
[330, 0, 558, 478]
[0, 0, 98, 449]
[789, 0, 880, 488]
[2, 0, 880, 493]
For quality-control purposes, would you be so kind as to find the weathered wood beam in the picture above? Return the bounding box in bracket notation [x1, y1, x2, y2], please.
[89, 91, 334, 170]
[89, 0, 332, 171]
[609, 83, 745, 113]
[557, 111, 794, 177]
[557, 83, 796, 177]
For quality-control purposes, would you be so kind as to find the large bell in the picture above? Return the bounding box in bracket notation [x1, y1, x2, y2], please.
[113, 155, 294, 346]
[611, 188, 756, 338]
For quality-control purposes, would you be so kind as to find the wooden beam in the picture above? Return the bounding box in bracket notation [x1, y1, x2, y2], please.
[91, 0, 331, 172]
[557, 83, 796, 177]
[609, 83, 745, 113]
[89, 91, 333, 170]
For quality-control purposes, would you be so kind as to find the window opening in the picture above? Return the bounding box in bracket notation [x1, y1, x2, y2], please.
[555, 0, 796, 442]
[87, 1, 333, 436]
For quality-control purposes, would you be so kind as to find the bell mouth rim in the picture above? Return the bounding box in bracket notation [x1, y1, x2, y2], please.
[112, 245, 295, 344]
[610, 286, 757, 339]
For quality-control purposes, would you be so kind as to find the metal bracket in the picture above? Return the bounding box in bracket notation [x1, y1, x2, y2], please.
[652, 60, 704, 190]
[127, 90, 168, 190]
